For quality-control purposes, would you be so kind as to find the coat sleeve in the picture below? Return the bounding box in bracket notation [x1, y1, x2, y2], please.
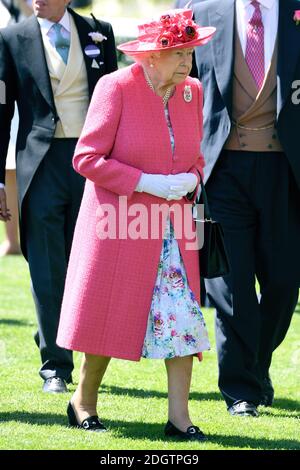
[73, 74, 143, 199]
[186, 80, 205, 203]
[0, 32, 17, 185]
[102, 21, 118, 74]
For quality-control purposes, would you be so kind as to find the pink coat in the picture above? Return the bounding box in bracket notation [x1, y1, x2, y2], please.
[57, 63, 205, 361]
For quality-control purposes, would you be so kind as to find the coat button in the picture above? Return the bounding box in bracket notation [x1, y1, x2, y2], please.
[272, 134, 277, 139]
[268, 144, 273, 149]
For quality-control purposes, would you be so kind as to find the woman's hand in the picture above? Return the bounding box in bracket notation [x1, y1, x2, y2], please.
[135, 173, 190, 200]
[168, 173, 198, 194]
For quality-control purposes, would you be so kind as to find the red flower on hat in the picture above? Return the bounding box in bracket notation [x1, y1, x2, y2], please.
[183, 25, 196, 41]
[157, 32, 175, 47]
[169, 24, 180, 36]
[160, 14, 172, 27]
[156, 12, 199, 47]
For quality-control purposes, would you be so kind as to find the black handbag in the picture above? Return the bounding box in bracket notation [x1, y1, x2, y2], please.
[193, 175, 230, 279]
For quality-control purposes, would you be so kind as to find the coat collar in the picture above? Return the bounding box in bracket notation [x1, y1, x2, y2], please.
[67, 7, 101, 98]
[18, 15, 56, 112]
[17, 8, 98, 110]
[209, 0, 235, 116]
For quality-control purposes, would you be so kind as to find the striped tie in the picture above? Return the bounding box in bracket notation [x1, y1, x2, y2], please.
[49, 23, 70, 65]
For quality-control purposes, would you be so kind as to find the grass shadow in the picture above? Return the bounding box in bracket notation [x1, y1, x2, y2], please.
[272, 397, 300, 413]
[260, 398, 300, 419]
[0, 318, 33, 327]
[0, 412, 299, 449]
[0, 411, 66, 427]
[93, 418, 300, 449]
[0, 412, 170, 444]
[208, 433, 300, 450]
[99, 384, 223, 402]
[261, 410, 300, 420]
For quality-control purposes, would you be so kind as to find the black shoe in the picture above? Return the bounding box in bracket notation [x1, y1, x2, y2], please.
[164, 420, 206, 441]
[67, 402, 107, 432]
[42, 377, 68, 394]
[228, 401, 259, 417]
[260, 375, 274, 407]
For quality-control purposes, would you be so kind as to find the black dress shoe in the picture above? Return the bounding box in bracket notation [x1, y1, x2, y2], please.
[43, 377, 68, 394]
[228, 401, 259, 417]
[260, 375, 274, 407]
[67, 402, 107, 432]
[164, 420, 206, 441]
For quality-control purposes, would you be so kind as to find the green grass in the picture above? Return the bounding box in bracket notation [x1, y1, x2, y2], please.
[0, 222, 299, 450]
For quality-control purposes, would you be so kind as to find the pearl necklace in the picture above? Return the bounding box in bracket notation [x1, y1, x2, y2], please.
[143, 69, 173, 107]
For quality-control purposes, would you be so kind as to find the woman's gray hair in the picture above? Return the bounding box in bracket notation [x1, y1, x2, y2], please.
[128, 51, 161, 66]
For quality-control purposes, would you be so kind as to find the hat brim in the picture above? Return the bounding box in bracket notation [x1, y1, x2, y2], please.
[117, 27, 216, 55]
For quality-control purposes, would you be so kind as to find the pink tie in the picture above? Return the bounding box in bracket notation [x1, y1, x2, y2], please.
[245, 0, 265, 90]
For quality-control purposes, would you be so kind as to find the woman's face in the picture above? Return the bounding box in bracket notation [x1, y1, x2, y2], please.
[151, 47, 194, 87]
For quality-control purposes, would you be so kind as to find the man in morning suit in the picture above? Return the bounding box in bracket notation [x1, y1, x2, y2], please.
[193, 0, 300, 416]
[0, 0, 118, 393]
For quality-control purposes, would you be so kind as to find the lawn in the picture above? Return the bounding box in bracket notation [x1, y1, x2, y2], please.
[0, 222, 299, 450]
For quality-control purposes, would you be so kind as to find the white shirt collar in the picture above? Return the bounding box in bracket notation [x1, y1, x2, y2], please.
[239, 0, 277, 9]
[37, 9, 70, 36]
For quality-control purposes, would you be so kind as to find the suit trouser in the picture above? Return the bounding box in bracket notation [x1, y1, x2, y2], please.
[22, 139, 85, 381]
[205, 150, 300, 407]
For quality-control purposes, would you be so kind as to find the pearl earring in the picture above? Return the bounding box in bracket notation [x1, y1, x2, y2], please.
[150, 63, 154, 68]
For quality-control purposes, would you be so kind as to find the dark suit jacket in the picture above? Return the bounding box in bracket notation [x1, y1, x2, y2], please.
[0, 8, 117, 205]
[193, 0, 300, 189]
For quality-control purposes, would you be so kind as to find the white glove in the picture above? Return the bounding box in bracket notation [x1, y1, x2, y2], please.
[135, 173, 189, 200]
[167, 173, 198, 194]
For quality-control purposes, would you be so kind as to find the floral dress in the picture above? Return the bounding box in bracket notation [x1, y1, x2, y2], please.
[142, 105, 210, 360]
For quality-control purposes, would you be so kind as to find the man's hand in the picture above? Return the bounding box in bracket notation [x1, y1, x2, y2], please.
[0, 188, 11, 222]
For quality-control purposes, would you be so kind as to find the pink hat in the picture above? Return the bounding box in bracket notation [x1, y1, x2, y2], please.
[117, 8, 216, 55]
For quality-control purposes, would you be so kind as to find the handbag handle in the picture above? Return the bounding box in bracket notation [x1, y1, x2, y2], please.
[195, 171, 213, 222]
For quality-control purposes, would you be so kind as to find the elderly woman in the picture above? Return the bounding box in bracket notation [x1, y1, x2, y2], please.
[57, 8, 215, 441]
